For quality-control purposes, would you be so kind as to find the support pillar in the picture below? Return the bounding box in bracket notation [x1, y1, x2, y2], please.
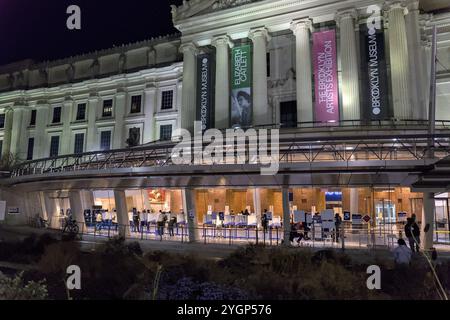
[180, 43, 198, 133]
[9, 107, 27, 160]
[182, 188, 199, 243]
[69, 191, 86, 232]
[86, 96, 99, 151]
[405, 0, 426, 119]
[336, 9, 361, 121]
[387, 1, 412, 119]
[422, 192, 435, 251]
[61, 99, 73, 155]
[114, 190, 130, 237]
[249, 28, 271, 126]
[290, 19, 314, 124]
[34, 105, 49, 159]
[212, 35, 234, 129]
[113, 91, 126, 149]
[282, 187, 291, 246]
[252, 188, 262, 227]
[350, 188, 359, 214]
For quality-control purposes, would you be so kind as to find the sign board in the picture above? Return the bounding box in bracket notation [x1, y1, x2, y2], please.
[352, 214, 363, 225]
[343, 211, 351, 221]
[398, 212, 407, 222]
[0, 201, 5, 221]
[231, 44, 252, 128]
[313, 29, 340, 123]
[196, 53, 215, 131]
[363, 215, 371, 223]
[8, 207, 20, 215]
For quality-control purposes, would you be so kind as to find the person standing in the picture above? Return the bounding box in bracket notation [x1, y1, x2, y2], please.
[157, 211, 168, 241]
[393, 239, 412, 267]
[411, 218, 421, 252]
[334, 213, 342, 243]
[261, 209, 269, 233]
[405, 218, 415, 252]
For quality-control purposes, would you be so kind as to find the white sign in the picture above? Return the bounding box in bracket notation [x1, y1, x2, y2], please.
[0, 201, 6, 221]
[8, 207, 20, 215]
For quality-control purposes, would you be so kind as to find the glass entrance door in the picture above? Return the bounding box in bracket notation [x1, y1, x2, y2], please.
[435, 199, 449, 243]
[375, 199, 396, 224]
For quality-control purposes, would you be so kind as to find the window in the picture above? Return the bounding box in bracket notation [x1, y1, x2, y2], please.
[27, 138, 34, 160]
[74, 133, 84, 154]
[50, 136, 60, 157]
[0, 140, 3, 156]
[52, 107, 62, 124]
[161, 91, 174, 110]
[100, 131, 111, 151]
[102, 100, 113, 117]
[160, 124, 172, 141]
[30, 110, 36, 126]
[0, 114, 5, 129]
[127, 127, 140, 147]
[130, 95, 142, 114]
[76, 104, 86, 121]
[267, 52, 271, 77]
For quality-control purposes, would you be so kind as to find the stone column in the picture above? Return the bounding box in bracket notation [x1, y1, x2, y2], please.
[421, 192, 435, 251]
[420, 14, 433, 120]
[386, 1, 412, 119]
[143, 86, 156, 143]
[69, 191, 86, 232]
[114, 189, 130, 237]
[336, 9, 361, 122]
[0, 109, 13, 159]
[212, 35, 234, 129]
[86, 96, 99, 151]
[350, 188, 359, 214]
[282, 187, 291, 246]
[249, 28, 271, 126]
[405, 0, 426, 119]
[9, 106, 28, 160]
[182, 188, 199, 243]
[252, 188, 262, 226]
[180, 43, 198, 133]
[113, 91, 126, 149]
[61, 99, 73, 155]
[34, 104, 49, 159]
[290, 19, 314, 124]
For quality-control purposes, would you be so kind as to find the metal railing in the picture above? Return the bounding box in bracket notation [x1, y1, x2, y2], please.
[26, 216, 450, 249]
[10, 123, 450, 177]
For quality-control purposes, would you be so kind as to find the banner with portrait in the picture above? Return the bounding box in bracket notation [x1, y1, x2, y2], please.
[231, 44, 252, 128]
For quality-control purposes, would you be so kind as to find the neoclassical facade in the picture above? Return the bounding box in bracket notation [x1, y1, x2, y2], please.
[0, 0, 449, 250]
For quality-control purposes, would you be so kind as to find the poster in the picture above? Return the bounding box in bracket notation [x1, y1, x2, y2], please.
[360, 22, 389, 120]
[147, 189, 166, 203]
[313, 29, 340, 123]
[196, 53, 215, 131]
[231, 44, 252, 128]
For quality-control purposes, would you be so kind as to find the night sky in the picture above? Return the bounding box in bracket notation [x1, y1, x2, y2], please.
[0, 0, 184, 66]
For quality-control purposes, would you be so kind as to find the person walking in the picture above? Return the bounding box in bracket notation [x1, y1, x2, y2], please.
[393, 239, 412, 267]
[157, 211, 168, 241]
[404, 218, 415, 252]
[411, 218, 421, 252]
[168, 214, 177, 237]
[261, 209, 269, 233]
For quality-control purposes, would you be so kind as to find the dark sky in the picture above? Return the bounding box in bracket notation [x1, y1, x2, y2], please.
[0, 0, 184, 66]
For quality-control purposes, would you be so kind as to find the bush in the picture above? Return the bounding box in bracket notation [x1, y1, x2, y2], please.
[0, 271, 48, 300]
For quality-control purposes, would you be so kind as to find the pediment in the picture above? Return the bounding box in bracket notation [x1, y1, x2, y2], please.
[171, 0, 265, 21]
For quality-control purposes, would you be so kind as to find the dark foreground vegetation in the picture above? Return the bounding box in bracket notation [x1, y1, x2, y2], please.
[0, 233, 449, 300]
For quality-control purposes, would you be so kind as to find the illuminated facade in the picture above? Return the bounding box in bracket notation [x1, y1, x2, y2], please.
[0, 0, 450, 250]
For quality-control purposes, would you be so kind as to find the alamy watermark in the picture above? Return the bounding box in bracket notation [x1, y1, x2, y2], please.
[171, 122, 280, 175]
[66, 5, 81, 30]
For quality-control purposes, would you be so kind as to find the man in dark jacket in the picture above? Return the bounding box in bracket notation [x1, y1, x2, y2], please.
[411, 219, 421, 252]
[405, 218, 418, 252]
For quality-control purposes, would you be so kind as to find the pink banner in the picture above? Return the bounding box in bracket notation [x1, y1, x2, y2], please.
[313, 29, 340, 123]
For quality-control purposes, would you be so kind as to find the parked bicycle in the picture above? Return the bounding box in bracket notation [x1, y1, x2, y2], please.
[62, 216, 79, 235]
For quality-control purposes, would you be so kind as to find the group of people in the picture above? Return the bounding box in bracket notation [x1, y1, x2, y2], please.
[129, 209, 179, 240]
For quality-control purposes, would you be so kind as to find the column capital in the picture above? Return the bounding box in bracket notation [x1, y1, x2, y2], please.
[335, 8, 358, 26]
[384, 1, 409, 15]
[179, 42, 198, 55]
[405, 0, 419, 11]
[248, 27, 271, 43]
[211, 35, 234, 48]
[35, 103, 50, 110]
[290, 18, 313, 34]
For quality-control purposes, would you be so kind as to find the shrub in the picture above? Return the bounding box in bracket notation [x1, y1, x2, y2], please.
[0, 271, 48, 300]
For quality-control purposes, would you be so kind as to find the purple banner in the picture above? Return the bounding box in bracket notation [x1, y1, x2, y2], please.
[313, 29, 340, 123]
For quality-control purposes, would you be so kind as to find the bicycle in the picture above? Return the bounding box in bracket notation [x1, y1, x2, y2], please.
[62, 217, 79, 235]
